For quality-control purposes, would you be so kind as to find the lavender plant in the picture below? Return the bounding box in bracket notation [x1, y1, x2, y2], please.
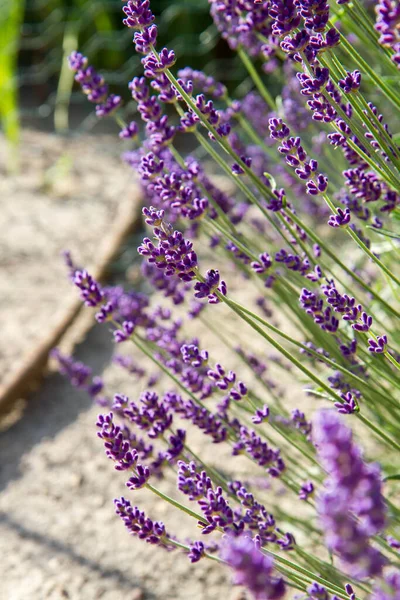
[54, 0, 400, 598]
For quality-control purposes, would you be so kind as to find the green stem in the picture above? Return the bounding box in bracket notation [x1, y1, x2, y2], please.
[237, 45, 276, 110]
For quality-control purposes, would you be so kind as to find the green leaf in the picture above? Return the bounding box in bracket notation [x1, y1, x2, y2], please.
[383, 474, 400, 482]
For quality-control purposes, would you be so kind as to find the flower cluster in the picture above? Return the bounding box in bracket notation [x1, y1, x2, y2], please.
[314, 410, 387, 577]
[269, 117, 328, 195]
[68, 52, 122, 117]
[220, 535, 286, 600]
[61, 0, 400, 598]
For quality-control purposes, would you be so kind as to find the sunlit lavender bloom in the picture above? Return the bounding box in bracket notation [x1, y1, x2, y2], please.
[314, 410, 387, 577]
[299, 481, 314, 501]
[114, 497, 172, 547]
[220, 535, 286, 600]
[370, 569, 400, 599]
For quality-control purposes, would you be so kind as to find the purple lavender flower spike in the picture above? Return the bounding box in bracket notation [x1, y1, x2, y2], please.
[251, 253, 273, 274]
[194, 269, 227, 304]
[52, 349, 107, 405]
[114, 497, 172, 547]
[368, 335, 388, 354]
[387, 537, 400, 551]
[166, 394, 227, 443]
[119, 121, 139, 139]
[188, 541, 206, 563]
[142, 48, 176, 78]
[178, 68, 227, 99]
[338, 70, 361, 94]
[97, 412, 139, 471]
[370, 569, 400, 599]
[113, 320, 135, 343]
[328, 208, 351, 228]
[305, 583, 330, 599]
[352, 311, 373, 332]
[74, 269, 103, 307]
[122, 0, 154, 30]
[68, 52, 123, 118]
[234, 427, 285, 476]
[313, 410, 387, 577]
[252, 405, 270, 425]
[375, 0, 400, 68]
[220, 535, 286, 600]
[181, 344, 209, 367]
[299, 481, 314, 501]
[345, 583, 355, 600]
[126, 463, 151, 490]
[292, 409, 312, 439]
[95, 94, 122, 117]
[134, 23, 158, 54]
[68, 51, 87, 72]
[334, 392, 358, 414]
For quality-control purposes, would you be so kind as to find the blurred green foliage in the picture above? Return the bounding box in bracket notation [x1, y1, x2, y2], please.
[8, 0, 239, 132]
[0, 0, 24, 168]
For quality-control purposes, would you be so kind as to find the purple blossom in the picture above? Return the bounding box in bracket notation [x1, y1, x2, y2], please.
[338, 70, 361, 94]
[68, 52, 122, 117]
[95, 94, 122, 117]
[178, 67, 227, 99]
[74, 269, 103, 307]
[220, 535, 286, 600]
[251, 253, 273, 274]
[370, 570, 400, 599]
[299, 481, 314, 501]
[96, 412, 139, 471]
[233, 427, 285, 477]
[165, 393, 227, 443]
[113, 320, 135, 343]
[134, 24, 158, 53]
[119, 121, 139, 139]
[51, 349, 107, 405]
[114, 497, 171, 546]
[194, 269, 227, 303]
[138, 226, 198, 282]
[252, 405, 270, 425]
[117, 390, 173, 439]
[122, 0, 154, 29]
[180, 344, 209, 367]
[142, 49, 176, 78]
[368, 335, 388, 354]
[292, 409, 312, 439]
[188, 541, 206, 563]
[126, 464, 151, 490]
[328, 208, 351, 228]
[387, 537, 400, 551]
[313, 410, 387, 577]
[269, 117, 329, 196]
[334, 392, 358, 414]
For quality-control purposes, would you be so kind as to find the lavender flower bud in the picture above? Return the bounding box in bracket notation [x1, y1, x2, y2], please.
[368, 335, 388, 353]
[328, 208, 351, 228]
